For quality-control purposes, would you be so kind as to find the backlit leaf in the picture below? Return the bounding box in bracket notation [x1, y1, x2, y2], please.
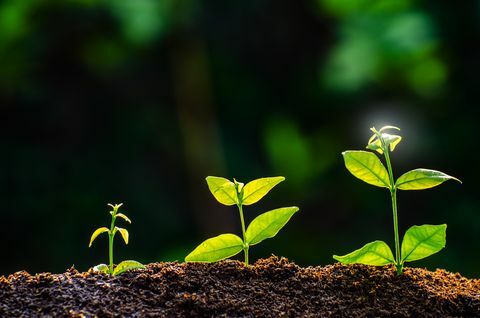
[333, 240, 395, 266]
[206, 176, 238, 206]
[401, 224, 446, 263]
[116, 227, 129, 245]
[396, 169, 461, 190]
[242, 177, 285, 205]
[185, 233, 243, 263]
[367, 133, 402, 154]
[113, 260, 145, 276]
[342, 151, 390, 188]
[245, 207, 299, 245]
[89, 227, 109, 247]
[378, 125, 400, 132]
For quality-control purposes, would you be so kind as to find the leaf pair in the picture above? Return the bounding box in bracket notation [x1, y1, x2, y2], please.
[343, 151, 460, 190]
[206, 176, 285, 206]
[93, 260, 145, 276]
[185, 207, 299, 262]
[89, 226, 129, 247]
[333, 224, 447, 266]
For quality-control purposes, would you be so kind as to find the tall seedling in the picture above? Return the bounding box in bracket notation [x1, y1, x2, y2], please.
[185, 176, 299, 265]
[333, 126, 461, 274]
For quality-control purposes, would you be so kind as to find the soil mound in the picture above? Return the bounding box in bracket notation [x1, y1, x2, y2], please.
[1, 256, 479, 317]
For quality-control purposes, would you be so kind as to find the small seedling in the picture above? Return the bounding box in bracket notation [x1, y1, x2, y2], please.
[185, 176, 299, 265]
[333, 126, 461, 275]
[89, 203, 145, 275]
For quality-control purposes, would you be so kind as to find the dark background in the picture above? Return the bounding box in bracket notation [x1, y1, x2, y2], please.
[0, 0, 478, 276]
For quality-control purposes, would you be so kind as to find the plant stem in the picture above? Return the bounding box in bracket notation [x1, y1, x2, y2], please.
[381, 139, 402, 275]
[108, 214, 116, 275]
[390, 189, 402, 274]
[237, 203, 249, 266]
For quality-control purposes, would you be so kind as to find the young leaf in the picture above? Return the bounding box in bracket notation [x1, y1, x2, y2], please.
[113, 260, 146, 276]
[93, 264, 109, 274]
[367, 134, 402, 154]
[206, 176, 238, 206]
[245, 207, 299, 245]
[185, 233, 243, 262]
[401, 224, 447, 263]
[342, 151, 390, 188]
[396, 169, 462, 190]
[333, 240, 395, 266]
[89, 227, 109, 247]
[378, 125, 400, 132]
[116, 227, 129, 245]
[116, 213, 131, 223]
[241, 177, 285, 205]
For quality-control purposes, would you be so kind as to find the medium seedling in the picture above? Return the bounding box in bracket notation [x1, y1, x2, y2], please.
[89, 203, 145, 275]
[185, 176, 299, 265]
[333, 126, 461, 275]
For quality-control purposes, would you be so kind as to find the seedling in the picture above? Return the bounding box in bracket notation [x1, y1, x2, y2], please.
[333, 126, 461, 275]
[89, 203, 145, 275]
[185, 176, 299, 266]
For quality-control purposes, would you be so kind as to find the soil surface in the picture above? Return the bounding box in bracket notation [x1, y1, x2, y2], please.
[1, 256, 479, 317]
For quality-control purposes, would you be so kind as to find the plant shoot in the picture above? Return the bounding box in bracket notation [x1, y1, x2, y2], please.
[89, 203, 145, 276]
[333, 126, 461, 274]
[185, 176, 299, 266]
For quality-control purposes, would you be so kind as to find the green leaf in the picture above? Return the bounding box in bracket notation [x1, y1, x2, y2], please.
[401, 224, 447, 263]
[206, 176, 238, 206]
[333, 240, 395, 266]
[116, 227, 129, 245]
[245, 207, 299, 245]
[113, 260, 146, 276]
[93, 264, 109, 274]
[367, 133, 402, 154]
[396, 169, 461, 190]
[185, 233, 243, 262]
[89, 227, 109, 247]
[116, 213, 131, 223]
[342, 151, 390, 188]
[241, 177, 285, 205]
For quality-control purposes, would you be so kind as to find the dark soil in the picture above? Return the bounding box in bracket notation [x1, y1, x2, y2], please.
[1, 256, 479, 317]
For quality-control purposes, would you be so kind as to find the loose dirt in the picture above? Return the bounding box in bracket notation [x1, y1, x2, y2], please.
[1, 256, 479, 317]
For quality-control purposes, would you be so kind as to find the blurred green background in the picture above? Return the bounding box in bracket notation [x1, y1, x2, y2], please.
[0, 0, 477, 276]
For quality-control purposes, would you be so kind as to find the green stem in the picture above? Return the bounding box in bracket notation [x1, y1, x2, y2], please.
[108, 214, 116, 275]
[237, 203, 249, 266]
[390, 189, 402, 274]
[381, 138, 402, 275]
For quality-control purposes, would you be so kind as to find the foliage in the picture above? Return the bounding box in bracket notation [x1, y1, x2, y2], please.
[333, 126, 460, 274]
[185, 177, 299, 265]
[89, 203, 145, 276]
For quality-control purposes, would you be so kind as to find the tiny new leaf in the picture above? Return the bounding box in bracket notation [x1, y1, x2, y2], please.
[367, 133, 402, 154]
[245, 206, 299, 245]
[242, 177, 285, 205]
[185, 233, 244, 262]
[342, 151, 390, 188]
[206, 176, 238, 206]
[396, 169, 462, 190]
[401, 224, 447, 263]
[333, 241, 395, 266]
[113, 260, 146, 276]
